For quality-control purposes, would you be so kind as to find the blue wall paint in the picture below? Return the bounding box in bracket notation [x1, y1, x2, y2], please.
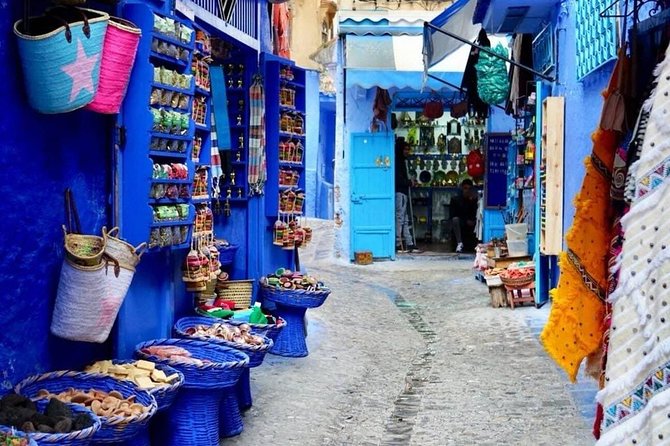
[0, 1, 112, 390]
[555, 2, 613, 239]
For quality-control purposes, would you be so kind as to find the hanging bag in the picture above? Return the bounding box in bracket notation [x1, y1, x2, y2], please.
[63, 188, 105, 266]
[423, 93, 444, 119]
[474, 43, 510, 105]
[14, 6, 109, 114]
[86, 17, 141, 114]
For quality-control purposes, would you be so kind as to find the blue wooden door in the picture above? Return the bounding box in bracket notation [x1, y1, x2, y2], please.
[350, 132, 395, 260]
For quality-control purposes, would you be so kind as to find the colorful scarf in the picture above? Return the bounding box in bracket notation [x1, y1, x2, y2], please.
[248, 74, 266, 196]
[597, 46, 670, 445]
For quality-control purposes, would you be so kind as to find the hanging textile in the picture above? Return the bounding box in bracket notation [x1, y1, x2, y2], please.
[272, 3, 291, 59]
[210, 112, 223, 201]
[461, 28, 490, 118]
[540, 51, 627, 382]
[474, 43, 510, 105]
[248, 74, 267, 196]
[506, 34, 534, 117]
[597, 45, 670, 446]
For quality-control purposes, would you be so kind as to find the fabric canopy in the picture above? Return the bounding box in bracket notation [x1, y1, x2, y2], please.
[423, 0, 480, 69]
[345, 34, 470, 91]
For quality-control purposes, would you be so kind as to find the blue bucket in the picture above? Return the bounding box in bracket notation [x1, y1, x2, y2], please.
[14, 7, 109, 114]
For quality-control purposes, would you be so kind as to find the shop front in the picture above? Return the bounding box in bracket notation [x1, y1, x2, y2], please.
[0, 0, 331, 444]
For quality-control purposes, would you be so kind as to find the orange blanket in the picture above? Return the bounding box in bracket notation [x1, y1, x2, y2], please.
[541, 128, 619, 382]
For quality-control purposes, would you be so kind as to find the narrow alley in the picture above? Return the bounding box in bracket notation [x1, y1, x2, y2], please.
[227, 257, 595, 445]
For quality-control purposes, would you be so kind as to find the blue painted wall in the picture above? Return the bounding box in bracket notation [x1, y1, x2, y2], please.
[554, 2, 613, 238]
[0, 0, 113, 390]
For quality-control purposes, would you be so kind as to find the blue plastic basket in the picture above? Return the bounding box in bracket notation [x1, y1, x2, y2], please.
[21, 400, 102, 446]
[109, 360, 184, 411]
[14, 371, 157, 445]
[134, 338, 248, 389]
[260, 283, 331, 309]
[173, 317, 273, 367]
[134, 339, 248, 446]
[218, 244, 238, 266]
[14, 7, 109, 114]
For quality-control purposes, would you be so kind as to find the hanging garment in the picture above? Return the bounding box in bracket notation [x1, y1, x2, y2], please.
[461, 29, 490, 119]
[601, 45, 632, 134]
[597, 46, 670, 446]
[248, 75, 267, 195]
[272, 3, 291, 59]
[541, 53, 627, 382]
[210, 112, 223, 202]
[372, 87, 392, 122]
[506, 34, 535, 117]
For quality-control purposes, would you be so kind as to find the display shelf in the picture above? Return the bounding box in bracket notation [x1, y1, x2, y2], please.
[278, 161, 304, 169]
[195, 86, 211, 97]
[191, 197, 211, 203]
[149, 150, 188, 159]
[194, 122, 210, 132]
[119, 3, 199, 248]
[151, 81, 194, 96]
[152, 32, 193, 50]
[151, 131, 193, 141]
[150, 51, 189, 70]
[279, 132, 305, 139]
[151, 220, 193, 227]
[149, 198, 190, 204]
[151, 178, 192, 184]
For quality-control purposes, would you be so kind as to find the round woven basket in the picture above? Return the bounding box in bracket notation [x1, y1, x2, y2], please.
[16, 400, 102, 446]
[260, 282, 331, 309]
[15, 371, 156, 445]
[174, 317, 273, 368]
[109, 360, 184, 412]
[500, 273, 535, 288]
[134, 338, 249, 389]
[63, 226, 105, 267]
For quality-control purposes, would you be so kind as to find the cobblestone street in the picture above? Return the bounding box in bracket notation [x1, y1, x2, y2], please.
[226, 254, 596, 446]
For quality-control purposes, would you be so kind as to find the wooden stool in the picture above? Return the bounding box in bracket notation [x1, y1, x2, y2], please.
[504, 282, 535, 309]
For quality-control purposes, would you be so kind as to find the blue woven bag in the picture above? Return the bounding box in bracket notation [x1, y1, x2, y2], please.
[13, 7, 109, 114]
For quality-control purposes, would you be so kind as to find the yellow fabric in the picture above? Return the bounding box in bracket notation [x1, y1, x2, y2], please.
[541, 128, 618, 382]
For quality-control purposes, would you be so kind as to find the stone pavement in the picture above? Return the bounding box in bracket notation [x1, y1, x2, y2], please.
[224, 257, 596, 445]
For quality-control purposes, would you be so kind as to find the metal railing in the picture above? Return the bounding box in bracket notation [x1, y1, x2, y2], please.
[190, 0, 258, 39]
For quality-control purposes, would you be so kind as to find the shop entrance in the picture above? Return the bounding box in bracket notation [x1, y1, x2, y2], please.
[350, 132, 396, 260]
[393, 109, 486, 254]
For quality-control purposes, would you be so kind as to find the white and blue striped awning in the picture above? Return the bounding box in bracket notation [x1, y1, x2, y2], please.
[345, 34, 470, 91]
[423, 0, 481, 69]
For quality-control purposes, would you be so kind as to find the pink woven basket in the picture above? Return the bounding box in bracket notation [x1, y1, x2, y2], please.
[86, 17, 140, 114]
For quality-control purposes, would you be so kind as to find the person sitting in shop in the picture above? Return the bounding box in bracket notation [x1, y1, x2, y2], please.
[450, 179, 479, 253]
[395, 138, 420, 253]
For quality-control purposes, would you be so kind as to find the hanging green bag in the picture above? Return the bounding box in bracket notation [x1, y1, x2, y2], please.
[474, 43, 510, 105]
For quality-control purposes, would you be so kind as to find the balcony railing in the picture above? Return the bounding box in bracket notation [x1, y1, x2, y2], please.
[190, 0, 258, 39]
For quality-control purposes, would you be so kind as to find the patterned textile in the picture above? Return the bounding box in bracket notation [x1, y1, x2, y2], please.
[597, 44, 670, 445]
[248, 75, 266, 195]
[210, 112, 222, 200]
[540, 129, 620, 382]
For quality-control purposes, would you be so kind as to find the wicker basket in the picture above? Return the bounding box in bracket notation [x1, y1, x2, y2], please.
[500, 273, 535, 288]
[174, 317, 273, 368]
[15, 371, 157, 445]
[216, 280, 253, 309]
[63, 226, 105, 267]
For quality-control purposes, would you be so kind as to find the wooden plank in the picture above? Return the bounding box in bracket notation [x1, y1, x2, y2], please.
[487, 255, 532, 269]
[541, 97, 564, 255]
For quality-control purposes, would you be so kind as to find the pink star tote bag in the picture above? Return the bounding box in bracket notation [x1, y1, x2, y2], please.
[14, 7, 109, 114]
[86, 17, 141, 114]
